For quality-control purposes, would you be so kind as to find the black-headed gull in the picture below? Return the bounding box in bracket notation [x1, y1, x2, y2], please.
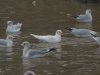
[24, 71, 35, 75]
[67, 28, 96, 37]
[0, 35, 14, 47]
[91, 34, 100, 45]
[6, 21, 22, 33]
[30, 30, 63, 43]
[21, 41, 57, 58]
[74, 9, 92, 22]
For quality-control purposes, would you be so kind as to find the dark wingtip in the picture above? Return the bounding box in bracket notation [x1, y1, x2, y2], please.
[90, 33, 97, 37]
[49, 48, 57, 52]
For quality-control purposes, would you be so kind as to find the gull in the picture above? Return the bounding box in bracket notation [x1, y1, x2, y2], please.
[21, 41, 57, 58]
[73, 9, 92, 22]
[91, 34, 100, 45]
[24, 71, 35, 75]
[32, 0, 36, 6]
[6, 21, 22, 33]
[0, 35, 14, 47]
[30, 30, 63, 43]
[67, 28, 97, 38]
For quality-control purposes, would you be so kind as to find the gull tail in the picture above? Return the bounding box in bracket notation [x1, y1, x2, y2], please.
[30, 34, 38, 38]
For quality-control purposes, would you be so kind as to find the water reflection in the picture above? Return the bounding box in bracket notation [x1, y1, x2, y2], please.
[0, 48, 13, 65]
[93, 47, 100, 58]
[23, 57, 51, 69]
[0, 47, 13, 75]
[23, 57, 54, 75]
[22, 43, 62, 74]
[62, 36, 98, 47]
[6, 32, 21, 37]
[22, 56, 68, 75]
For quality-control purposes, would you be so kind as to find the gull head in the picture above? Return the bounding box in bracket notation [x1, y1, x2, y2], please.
[67, 28, 73, 32]
[21, 41, 31, 47]
[6, 35, 14, 40]
[7, 21, 13, 25]
[86, 9, 91, 14]
[24, 71, 35, 75]
[56, 30, 63, 35]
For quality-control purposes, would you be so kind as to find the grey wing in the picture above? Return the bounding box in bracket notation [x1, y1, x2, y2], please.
[75, 29, 90, 35]
[29, 49, 49, 57]
[15, 25, 21, 30]
[28, 51, 42, 58]
[78, 29, 96, 35]
[78, 15, 90, 20]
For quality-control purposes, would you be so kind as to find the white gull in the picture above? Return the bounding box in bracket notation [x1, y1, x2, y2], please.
[74, 9, 92, 22]
[67, 28, 96, 38]
[0, 35, 14, 47]
[30, 30, 63, 43]
[6, 21, 22, 33]
[21, 41, 57, 58]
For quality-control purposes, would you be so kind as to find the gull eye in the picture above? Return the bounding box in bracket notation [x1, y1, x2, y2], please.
[24, 43, 27, 45]
[57, 30, 62, 34]
[59, 30, 62, 34]
[57, 31, 60, 34]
